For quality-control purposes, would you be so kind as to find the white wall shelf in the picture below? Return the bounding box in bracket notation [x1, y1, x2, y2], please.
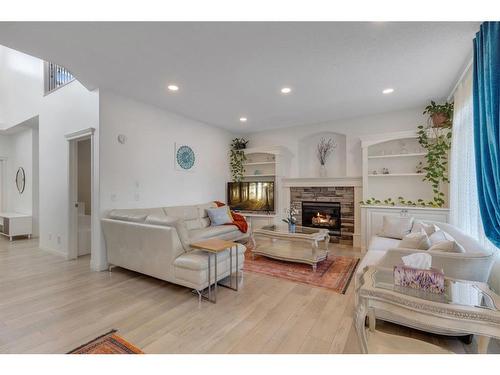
[242, 174, 276, 177]
[368, 173, 425, 177]
[368, 152, 426, 159]
[243, 161, 276, 166]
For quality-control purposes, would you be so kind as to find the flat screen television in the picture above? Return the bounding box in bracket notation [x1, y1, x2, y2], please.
[227, 181, 275, 212]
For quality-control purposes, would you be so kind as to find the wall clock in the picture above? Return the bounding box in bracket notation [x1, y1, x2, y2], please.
[175, 144, 196, 171]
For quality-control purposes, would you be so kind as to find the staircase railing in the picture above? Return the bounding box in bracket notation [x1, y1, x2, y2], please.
[44, 61, 75, 95]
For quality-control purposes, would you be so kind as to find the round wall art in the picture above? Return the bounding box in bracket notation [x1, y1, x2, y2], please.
[176, 144, 196, 170]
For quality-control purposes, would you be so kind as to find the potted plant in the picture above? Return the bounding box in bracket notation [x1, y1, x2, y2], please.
[282, 208, 298, 233]
[423, 101, 454, 128]
[230, 138, 248, 182]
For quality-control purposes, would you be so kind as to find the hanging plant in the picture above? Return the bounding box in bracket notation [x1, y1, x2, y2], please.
[230, 138, 248, 182]
[417, 119, 452, 208]
[423, 101, 454, 128]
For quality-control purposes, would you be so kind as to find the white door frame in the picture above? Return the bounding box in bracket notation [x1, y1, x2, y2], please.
[0, 156, 7, 212]
[66, 127, 95, 260]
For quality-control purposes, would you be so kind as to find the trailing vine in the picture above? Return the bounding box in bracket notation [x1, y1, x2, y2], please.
[360, 101, 453, 208]
[417, 123, 452, 207]
[230, 138, 248, 182]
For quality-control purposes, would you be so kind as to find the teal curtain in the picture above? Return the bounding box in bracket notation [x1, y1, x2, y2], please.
[473, 22, 500, 248]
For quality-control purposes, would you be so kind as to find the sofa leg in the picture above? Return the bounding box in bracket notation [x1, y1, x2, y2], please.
[108, 264, 116, 272]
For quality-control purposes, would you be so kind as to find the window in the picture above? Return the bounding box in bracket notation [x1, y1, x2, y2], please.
[44, 61, 74, 95]
[450, 68, 498, 253]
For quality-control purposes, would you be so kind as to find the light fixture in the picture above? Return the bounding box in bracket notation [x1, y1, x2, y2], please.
[167, 84, 179, 92]
[239, 117, 248, 123]
[382, 88, 394, 94]
[281, 87, 292, 94]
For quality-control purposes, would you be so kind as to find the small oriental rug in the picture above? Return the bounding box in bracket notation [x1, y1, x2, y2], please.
[243, 250, 359, 294]
[68, 330, 143, 354]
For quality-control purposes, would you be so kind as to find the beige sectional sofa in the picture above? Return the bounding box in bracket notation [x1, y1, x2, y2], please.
[101, 202, 249, 292]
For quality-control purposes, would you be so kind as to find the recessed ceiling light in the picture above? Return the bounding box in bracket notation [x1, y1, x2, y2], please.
[239, 117, 248, 123]
[281, 87, 292, 94]
[382, 88, 394, 94]
[167, 84, 179, 92]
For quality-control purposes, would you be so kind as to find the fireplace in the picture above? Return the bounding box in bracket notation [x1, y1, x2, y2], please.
[301, 201, 341, 235]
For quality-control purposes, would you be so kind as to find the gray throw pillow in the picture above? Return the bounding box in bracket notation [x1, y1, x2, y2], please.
[207, 206, 233, 226]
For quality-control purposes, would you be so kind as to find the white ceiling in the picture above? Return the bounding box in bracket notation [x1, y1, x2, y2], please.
[0, 22, 479, 132]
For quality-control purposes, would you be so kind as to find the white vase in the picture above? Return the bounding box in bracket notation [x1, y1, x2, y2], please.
[319, 164, 327, 178]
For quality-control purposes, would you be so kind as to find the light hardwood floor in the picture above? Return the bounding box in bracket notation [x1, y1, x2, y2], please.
[0, 237, 498, 354]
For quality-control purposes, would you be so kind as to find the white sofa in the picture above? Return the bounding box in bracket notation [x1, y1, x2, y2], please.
[101, 202, 249, 292]
[356, 221, 497, 289]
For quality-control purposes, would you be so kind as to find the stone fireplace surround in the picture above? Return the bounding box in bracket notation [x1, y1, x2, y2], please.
[282, 177, 362, 247]
[291, 187, 354, 245]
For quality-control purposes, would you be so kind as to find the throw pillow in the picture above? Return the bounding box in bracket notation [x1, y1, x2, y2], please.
[411, 221, 439, 236]
[398, 230, 431, 250]
[378, 216, 414, 239]
[428, 230, 466, 253]
[207, 206, 233, 226]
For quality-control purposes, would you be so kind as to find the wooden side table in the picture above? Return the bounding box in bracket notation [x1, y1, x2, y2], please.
[190, 239, 239, 303]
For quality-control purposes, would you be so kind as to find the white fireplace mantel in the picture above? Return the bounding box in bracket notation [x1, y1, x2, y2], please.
[282, 176, 363, 188]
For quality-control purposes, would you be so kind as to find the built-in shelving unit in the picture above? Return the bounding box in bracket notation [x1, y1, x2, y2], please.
[227, 146, 292, 229]
[360, 130, 448, 204]
[359, 130, 451, 251]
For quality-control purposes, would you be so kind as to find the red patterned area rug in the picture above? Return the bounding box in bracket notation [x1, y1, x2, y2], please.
[243, 251, 359, 294]
[68, 330, 143, 354]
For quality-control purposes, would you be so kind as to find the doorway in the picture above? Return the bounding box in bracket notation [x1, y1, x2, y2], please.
[76, 139, 91, 256]
[67, 129, 94, 260]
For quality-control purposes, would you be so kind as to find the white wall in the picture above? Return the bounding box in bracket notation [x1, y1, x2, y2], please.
[0, 45, 43, 129]
[0, 134, 10, 212]
[97, 90, 232, 269]
[99, 90, 232, 210]
[6, 128, 33, 215]
[38, 81, 99, 257]
[0, 128, 35, 220]
[244, 108, 427, 178]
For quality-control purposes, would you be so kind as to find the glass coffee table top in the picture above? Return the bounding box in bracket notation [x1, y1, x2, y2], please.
[259, 224, 324, 235]
[372, 269, 497, 311]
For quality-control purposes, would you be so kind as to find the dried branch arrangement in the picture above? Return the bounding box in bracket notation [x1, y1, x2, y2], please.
[316, 137, 337, 166]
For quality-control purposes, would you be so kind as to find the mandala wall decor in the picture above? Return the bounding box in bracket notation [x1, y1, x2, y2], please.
[175, 143, 196, 171]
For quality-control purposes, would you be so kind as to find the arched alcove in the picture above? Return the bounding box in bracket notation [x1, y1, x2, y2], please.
[297, 132, 347, 177]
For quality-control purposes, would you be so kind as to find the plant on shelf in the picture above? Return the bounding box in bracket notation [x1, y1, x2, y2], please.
[423, 101, 454, 128]
[359, 196, 442, 208]
[282, 208, 298, 232]
[229, 138, 248, 182]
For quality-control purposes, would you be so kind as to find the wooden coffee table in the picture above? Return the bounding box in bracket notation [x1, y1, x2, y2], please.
[190, 238, 239, 303]
[250, 224, 330, 271]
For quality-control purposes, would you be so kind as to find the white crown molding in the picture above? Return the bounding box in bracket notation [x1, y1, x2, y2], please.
[65, 127, 95, 141]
